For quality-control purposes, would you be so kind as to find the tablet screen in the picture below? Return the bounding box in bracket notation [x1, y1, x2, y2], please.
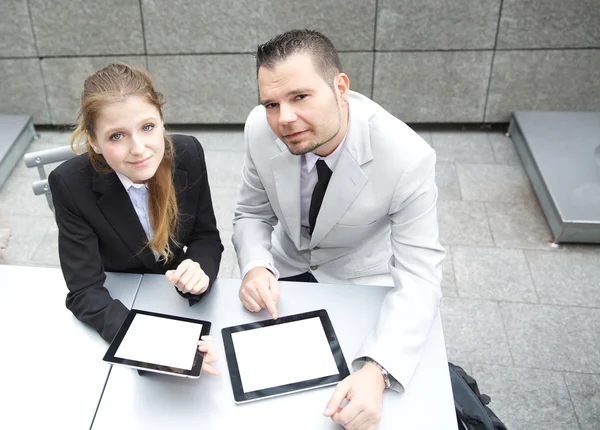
[104, 310, 211, 378]
[232, 317, 339, 393]
[222, 309, 350, 403]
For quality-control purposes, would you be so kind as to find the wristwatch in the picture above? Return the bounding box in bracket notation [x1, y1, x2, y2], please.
[365, 358, 392, 389]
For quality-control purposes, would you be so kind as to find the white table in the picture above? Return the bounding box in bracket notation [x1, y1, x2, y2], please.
[0, 265, 142, 430]
[93, 276, 457, 429]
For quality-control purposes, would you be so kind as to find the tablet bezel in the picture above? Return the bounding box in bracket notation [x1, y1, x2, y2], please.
[103, 309, 211, 378]
[221, 309, 350, 403]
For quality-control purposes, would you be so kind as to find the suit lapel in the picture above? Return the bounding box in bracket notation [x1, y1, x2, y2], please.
[309, 151, 368, 246]
[93, 170, 157, 270]
[272, 142, 302, 247]
[310, 98, 373, 246]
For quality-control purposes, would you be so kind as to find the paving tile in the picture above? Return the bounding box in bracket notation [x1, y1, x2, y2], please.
[448, 361, 473, 377]
[471, 364, 580, 430]
[0, 174, 52, 217]
[440, 298, 513, 366]
[556, 243, 600, 256]
[430, 132, 495, 164]
[167, 126, 244, 153]
[564, 372, 600, 430]
[435, 162, 461, 201]
[489, 132, 522, 165]
[437, 201, 494, 246]
[412, 127, 431, 146]
[218, 238, 237, 279]
[28, 130, 74, 150]
[526, 251, 600, 308]
[2, 215, 55, 264]
[30, 222, 59, 267]
[204, 150, 244, 190]
[457, 164, 535, 203]
[486, 201, 554, 250]
[441, 245, 457, 298]
[500, 303, 600, 373]
[453, 246, 538, 302]
[211, 187, 239, 233]
[231, 258, 241, 279]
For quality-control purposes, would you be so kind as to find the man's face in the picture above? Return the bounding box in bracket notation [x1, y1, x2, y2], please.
[258, 53, 348, 156]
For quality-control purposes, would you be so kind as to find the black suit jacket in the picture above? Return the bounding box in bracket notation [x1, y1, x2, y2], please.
[49, 135, 223, 342]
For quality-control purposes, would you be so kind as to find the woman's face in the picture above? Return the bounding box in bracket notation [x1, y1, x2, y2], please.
[90, 95, 165, 184]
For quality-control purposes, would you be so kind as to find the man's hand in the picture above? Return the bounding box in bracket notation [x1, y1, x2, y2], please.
[239, 267, 279, 319]
[165, 259, 209, 295]
[323, 362, 385, 430]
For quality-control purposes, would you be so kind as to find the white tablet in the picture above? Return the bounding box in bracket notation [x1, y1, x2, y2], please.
[221, 309, 350, 403]
[103, 309, 211, 378]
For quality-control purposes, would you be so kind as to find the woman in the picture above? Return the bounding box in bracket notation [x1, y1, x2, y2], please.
[49, 63, 223, 370]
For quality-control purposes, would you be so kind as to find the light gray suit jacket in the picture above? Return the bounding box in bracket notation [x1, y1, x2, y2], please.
[233, 91, 445, 391]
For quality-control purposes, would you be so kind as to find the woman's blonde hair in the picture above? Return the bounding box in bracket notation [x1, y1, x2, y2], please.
[70, 62, 178, 261]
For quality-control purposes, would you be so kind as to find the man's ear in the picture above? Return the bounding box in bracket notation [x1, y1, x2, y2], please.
[335, 73, 350, 104]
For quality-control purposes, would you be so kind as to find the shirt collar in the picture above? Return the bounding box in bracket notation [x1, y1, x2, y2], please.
[115, 171, 146, 191]
[304, 130, 348, 173]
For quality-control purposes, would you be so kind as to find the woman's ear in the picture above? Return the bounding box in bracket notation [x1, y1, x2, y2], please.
[86, 130, 101, 154]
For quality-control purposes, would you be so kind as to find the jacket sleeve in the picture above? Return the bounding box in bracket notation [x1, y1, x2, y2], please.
[353, 147, 445, 392]
[180, 137, 224, 301]
[49, 170, 129, 343]
[232, 116, 279, 272]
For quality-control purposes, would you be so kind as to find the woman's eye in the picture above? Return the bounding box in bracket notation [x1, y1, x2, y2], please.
[295, 94, 307, 101]
[143, 123, 154, 132]
[265, 103, 278, 109]
[110, 133, 123, 141]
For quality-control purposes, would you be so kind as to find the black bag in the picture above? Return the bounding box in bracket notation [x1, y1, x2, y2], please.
[448, 363, 507, 430]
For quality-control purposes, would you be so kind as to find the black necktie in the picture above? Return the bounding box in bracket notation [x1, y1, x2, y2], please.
[309, 159, 333, 235]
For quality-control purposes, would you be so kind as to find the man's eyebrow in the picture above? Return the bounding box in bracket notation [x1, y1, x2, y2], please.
[260, 89, 311, 106]
[288, 89, 311, 97]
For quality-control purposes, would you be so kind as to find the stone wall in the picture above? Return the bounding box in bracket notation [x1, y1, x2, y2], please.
[1, 0, 599, 124]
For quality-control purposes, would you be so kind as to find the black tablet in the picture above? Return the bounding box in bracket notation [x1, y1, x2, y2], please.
[222, 309, 350, 403]
[103, 309, 211, 378]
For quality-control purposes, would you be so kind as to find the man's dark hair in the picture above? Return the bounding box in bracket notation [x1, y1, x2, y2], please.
[256, 29, 343, 87]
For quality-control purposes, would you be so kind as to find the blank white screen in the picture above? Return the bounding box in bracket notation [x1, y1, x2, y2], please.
[231, 317, 340, 393]
[115, 314, 202, 370]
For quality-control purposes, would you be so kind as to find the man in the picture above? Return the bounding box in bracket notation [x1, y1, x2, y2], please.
[233, 29, 445, 429]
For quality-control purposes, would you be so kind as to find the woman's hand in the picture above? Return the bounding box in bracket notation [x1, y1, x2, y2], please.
[197, 335, 219, 375]
[166, 259, 210, 295]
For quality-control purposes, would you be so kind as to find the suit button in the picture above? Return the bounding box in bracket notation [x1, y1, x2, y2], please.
[310, 265, 319, 271]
